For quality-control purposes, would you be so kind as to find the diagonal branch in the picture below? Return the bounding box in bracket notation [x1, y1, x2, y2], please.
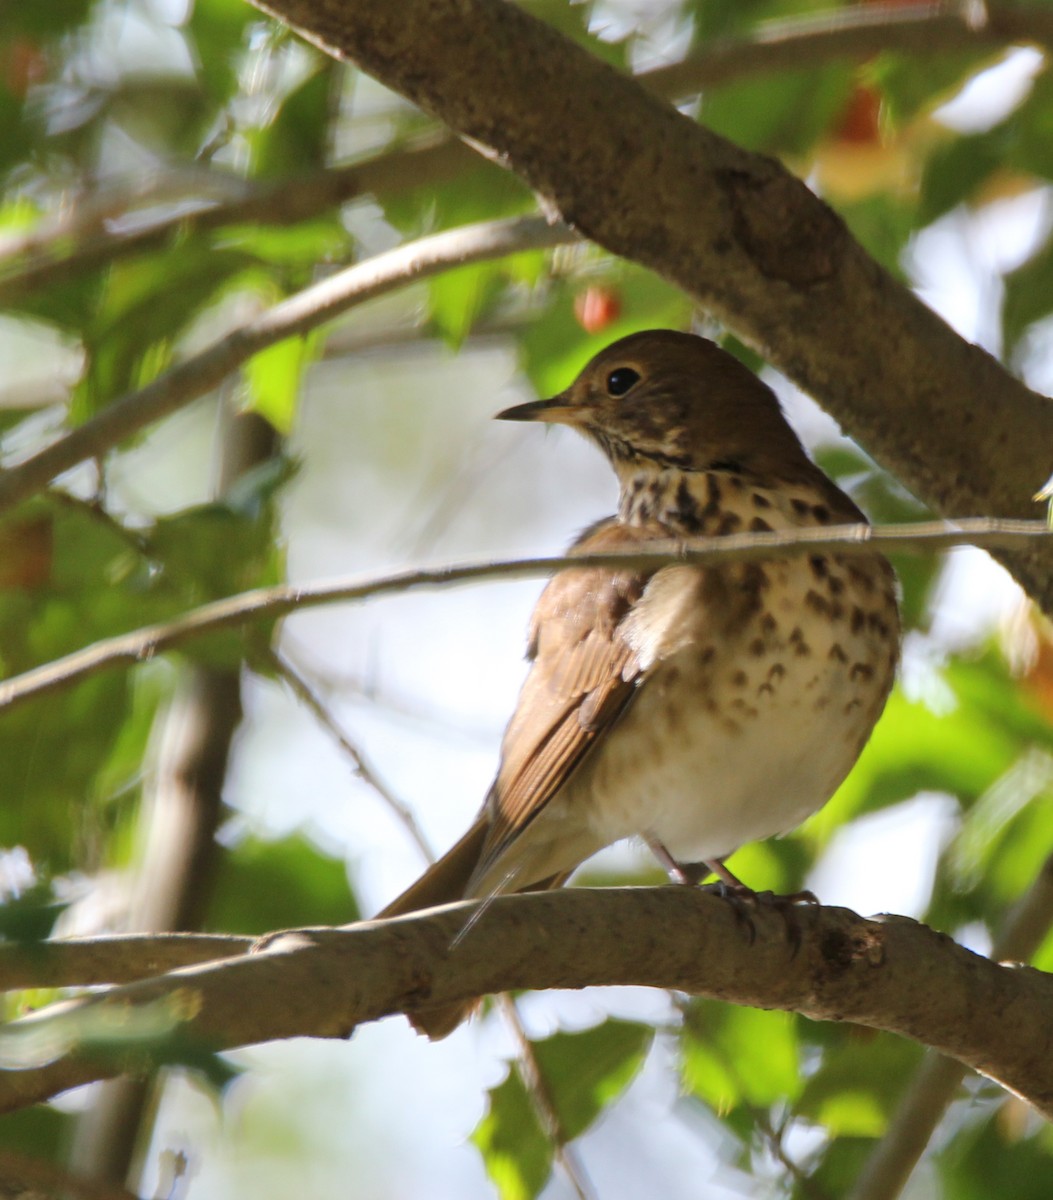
[0, 519, 1048, 714]
[2, 890, 1052, 1119]
[246, 0, 1053, 615]
[0, 214, 573, 517]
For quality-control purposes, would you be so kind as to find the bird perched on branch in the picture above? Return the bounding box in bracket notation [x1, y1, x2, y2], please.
[380, 329, 899, 1038]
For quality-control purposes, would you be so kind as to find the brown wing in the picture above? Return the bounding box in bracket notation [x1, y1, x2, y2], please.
[474, 519, 658, 876]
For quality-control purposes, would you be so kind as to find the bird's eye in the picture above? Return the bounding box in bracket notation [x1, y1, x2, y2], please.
[606, 367, 641, 397]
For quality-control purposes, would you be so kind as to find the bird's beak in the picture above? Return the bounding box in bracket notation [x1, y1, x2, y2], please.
[495, 392, 588, 426]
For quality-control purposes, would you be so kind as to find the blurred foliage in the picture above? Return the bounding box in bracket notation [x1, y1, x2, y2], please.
[1, 0, 1053, 1196]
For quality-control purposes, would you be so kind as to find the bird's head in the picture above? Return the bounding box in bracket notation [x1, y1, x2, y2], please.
[497, 330, 809, 480]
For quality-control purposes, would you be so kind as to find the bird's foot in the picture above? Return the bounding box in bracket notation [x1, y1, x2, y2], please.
[694, 856, 817, 952]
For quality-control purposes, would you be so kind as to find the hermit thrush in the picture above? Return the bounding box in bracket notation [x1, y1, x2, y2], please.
[381, 330, 899, 1037]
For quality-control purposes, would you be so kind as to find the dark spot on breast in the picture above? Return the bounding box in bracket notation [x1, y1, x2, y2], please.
[791, 498, 810, 517]
[844, 698, 862, 714]
[809, 555, 828, 579]
[827, 574, 845, 595]
[760, 613, 778, 634]
[805, 589, 830, 616]
[752, 492, 772, 509]
[717, 511, 742, 535]
[731, 669, 748, 687]
[707, 475, 722, 507]
[828, 643, 848, 663]
[848, 563, 876, 592]
[749, 638, 767, 656]
[851, 662, 875, 682]
[699, 646, 715, 665]
[727, 474, 745, 491]
[867, 613, 891, 637]
[674, 478, 703, 532]
[789, 626, 811, 656]
[750, 516, 772, 533]
[851, 607, 866, 635]
[812, 505, 831, 523]
[768, 663, 786, 682]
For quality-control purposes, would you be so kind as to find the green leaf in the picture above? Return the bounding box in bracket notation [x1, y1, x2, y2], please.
[73, 245, 255, 421]
[472, 1020, 652, 1200]
[531, 1018, 653, 1140]
[681, 1004, 801, 1111]
[0, 881, 67, 943]
[798, 1030, 921, 1135]
[186, 0, 256, 103]
[207, 833, 359, 935]
[700, 65, 855, 156]
[938, 1112, 1053, 1200]
[918, 130, 1008, 226]
[472, 1068, 550, 1200]
[1003, 232, 1053, 354]
[251, 61, 335, 180]
[868, 49, 997, 126]
[243, 332, 320, 433]
[838, 193, 917, 278]
[428, 262, 505, 348]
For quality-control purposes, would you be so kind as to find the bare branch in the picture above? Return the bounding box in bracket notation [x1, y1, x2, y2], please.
[0, 518, 1048, 714]
[2, 890, 1052, 1118]
[0, 931, 252, 990]
[264, 646, 434, 860]
[0, 139, 476, 306]
[0, 214, 573, 517]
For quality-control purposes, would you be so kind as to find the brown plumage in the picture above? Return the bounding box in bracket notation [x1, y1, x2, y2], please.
[380, 330, 900, 1038]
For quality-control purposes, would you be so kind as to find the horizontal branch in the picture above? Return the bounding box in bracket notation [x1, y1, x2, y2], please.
[0, 932, 254, 992]
[2, 888, 1051, 1118]
[0, 214, 573, 517]
[0, 519, 1047, 714]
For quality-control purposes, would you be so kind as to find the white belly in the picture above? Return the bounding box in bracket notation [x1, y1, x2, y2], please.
[570, 558, 894, 864]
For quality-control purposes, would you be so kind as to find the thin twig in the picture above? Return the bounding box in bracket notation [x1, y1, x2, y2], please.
[0, 213, 574, 517]
[0, 518, 1048, 714]
[263, 645, 433, 860]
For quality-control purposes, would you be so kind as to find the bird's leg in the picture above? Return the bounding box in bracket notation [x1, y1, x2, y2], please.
[645, 840, 818, 952]
[644, 839, 757, 942]
[645, 836, 701, 886]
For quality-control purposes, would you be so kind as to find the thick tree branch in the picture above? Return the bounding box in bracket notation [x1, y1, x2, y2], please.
[246, 0, 1053, 614]
[0, 520, 1047, 714]
[0, 215, 572, 517]
[2, 890, 1052, 1118]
